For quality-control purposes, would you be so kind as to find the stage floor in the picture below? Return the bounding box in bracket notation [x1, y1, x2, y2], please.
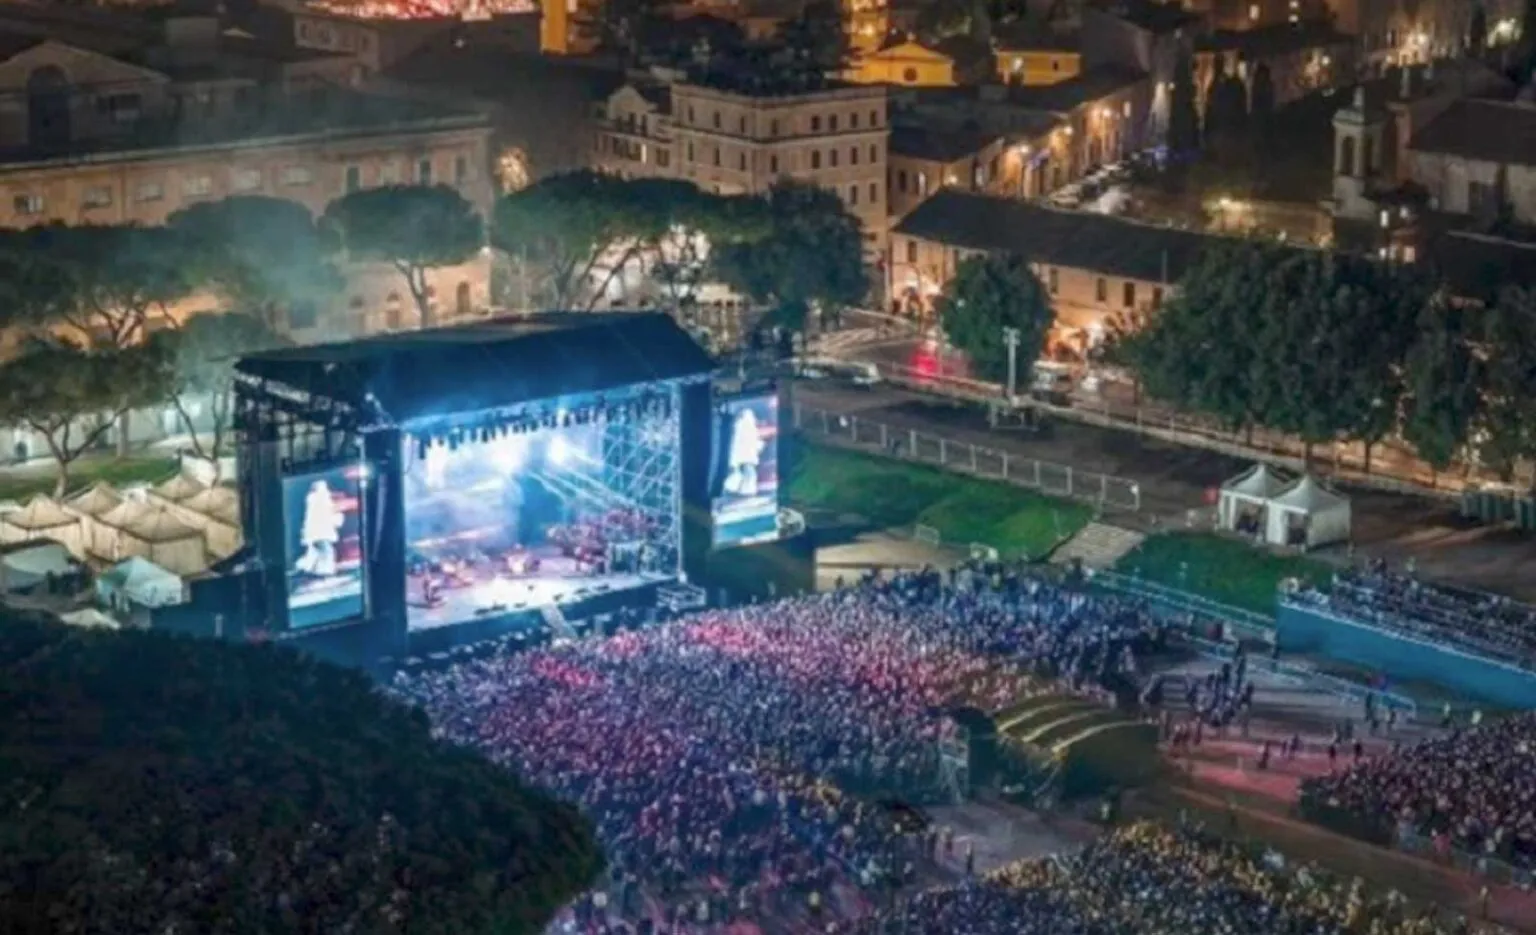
[406, 551, 669, 632]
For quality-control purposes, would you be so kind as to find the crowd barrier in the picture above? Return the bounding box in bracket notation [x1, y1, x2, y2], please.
[793, 403, 1142, 512]
[1277, 601, 1536, 709]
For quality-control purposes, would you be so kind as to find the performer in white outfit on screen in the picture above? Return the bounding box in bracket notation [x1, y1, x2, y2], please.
[723, 407, 765, 497]
[296, 479, 344, 577]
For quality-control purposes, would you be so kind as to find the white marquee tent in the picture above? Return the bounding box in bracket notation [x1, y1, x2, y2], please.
[114, 505, 209, 577]
[155, 473, 207, 503]
[0, 495, 84, 556]
[1265, 475, 1352, 550]
[65, 482, 124, 519]
[97, 556, 185, 610]
[150, 486, 242, 561]
[1217, 463, 1290, 533]
[90, 499, 151, 560]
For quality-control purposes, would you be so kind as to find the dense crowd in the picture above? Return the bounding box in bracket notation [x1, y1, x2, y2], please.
[394, 568, 1161, 928]
[846, 822, 1481, 935]
[1292, 562, 1536, 665]
[1301, 712, 1536, 869]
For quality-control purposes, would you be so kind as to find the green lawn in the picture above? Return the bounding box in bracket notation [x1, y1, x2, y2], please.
[0, 455, 181, 502]
[1113, 532, 1332, 616]
[787, 443, 1092, 558]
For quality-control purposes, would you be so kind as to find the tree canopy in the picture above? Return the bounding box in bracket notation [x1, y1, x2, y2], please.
[1166, 50, 1200, 157]
[167, 311, 287, 470]
[0, 338, 174, 494]
[937, 253, 1054, 386]
[712, 180, 867, 330]
[322, 185, 484, 327]
[168, 196, 342, 326]
[0, 614, 602, 935]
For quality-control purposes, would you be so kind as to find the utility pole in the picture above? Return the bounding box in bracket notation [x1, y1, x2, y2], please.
[1003, 326, 1021, 404]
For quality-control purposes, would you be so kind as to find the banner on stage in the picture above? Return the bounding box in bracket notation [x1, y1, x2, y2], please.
[283, 464, 366, 628]
[710, 391, 781, 548]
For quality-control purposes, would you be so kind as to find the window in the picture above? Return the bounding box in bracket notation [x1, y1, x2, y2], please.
[869, 109, 879, 126]
[829, 114, 838, 132]
[770, 155, 779, 173]
[713, 111, 721, 129]
[811, 150, 821, 169]
[380, 161, 400, 184]
[1047, 267, 1059, 294]
[82, 185, 112, 209]
[770, 119, 780, 136]
[183, 175, 213, 197]
[810, 115, 821, 132]
[1123, 100, 1132, 118]
[1339, 136, 1356, 176]
[905, 239, 917, 262]
[234, 168, 263, 192]
[687, 105, 695, 124]
[851, 112, 860, 129]
[417, 159, 432, 184]
[135, 181, 164, 203]
[897, 169, 907, 192]
[686, 142, 695, 161]
[1095, 277, 1107, 302]
[869, 181, 878, 202]
[346, 165, 362, 193]
[96, 92, 141, 124]
[712, 147, 721, 167]
[1248, 2, 1259, 19]
[281, 166, 313, 187]
[738, 115, 746, 133]
[829, 148, 839, 167]
[455, 155, 469, 185]
[848, 183, 858, 205]
[1122, 281, 1136, 308]
[902, 67, 918, 83]
[1151, 286, 1164, 308]
[850, 146, 859, 165]
[738, 152, 747, 170]
[869, 144, 879, 163]
[917, 172, 928, 196]
[1468, 180, 1498, 215]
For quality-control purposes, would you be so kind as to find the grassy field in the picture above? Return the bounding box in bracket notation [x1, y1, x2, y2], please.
[786, 442, 1092, 558]
[1113, 532, 1332, 616]
[0, 455, 180, 502]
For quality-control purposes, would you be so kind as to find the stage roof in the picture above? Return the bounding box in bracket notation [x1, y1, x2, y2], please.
[236, 313, 716, 424]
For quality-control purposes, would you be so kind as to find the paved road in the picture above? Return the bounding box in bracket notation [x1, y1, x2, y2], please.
[793, 380, 1536, 602]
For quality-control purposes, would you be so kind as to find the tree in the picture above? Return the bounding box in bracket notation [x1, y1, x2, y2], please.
[0, 613, 601, 935]
[168, 196, 341, 329]
[778, 0, 850, 85]
[1470, 2, 1488, 52]
[937, 253, 1054, 386]
[1248, 62, 1276, 153]
[1167, 49, 1200, 157]
[322, 185, 484, 328]
[0, 231, 80, 335]
[1401, 296, 1483, 472]
[1474, 286, 1536, 480]
[492, 171, 664, 311]
[1204, 58, 1250, 169]
[1119, 241, 1278, 437]
[167, 311, 286, 474]
[33, 224, 194, 349]
[712, 181, 867, 331]
[640, 181, 771, 310]
[0, 338, 174, 495]
[586, 0, 667, 64]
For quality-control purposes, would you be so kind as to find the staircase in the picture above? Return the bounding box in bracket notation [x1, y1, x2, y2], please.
[541, 603, 574, 639]
[1051, 522, 1146, 570]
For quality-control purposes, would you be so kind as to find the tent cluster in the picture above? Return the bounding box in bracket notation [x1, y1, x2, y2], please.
[1216, 463, 1351, 550]
[0, 474, 242, 584]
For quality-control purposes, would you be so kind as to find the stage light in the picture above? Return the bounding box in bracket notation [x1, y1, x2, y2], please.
[548, 436, 571, 465]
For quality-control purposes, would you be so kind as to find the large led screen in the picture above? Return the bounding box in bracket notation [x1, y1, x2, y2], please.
[710, 392, 781, 547]
[282, 465, 365, 628]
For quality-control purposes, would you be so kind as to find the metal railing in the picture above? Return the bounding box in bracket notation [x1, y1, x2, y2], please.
[793, 403, 1142, 512]
[1090, 569, 1273, 640]
[1395, 827, 1536, 890]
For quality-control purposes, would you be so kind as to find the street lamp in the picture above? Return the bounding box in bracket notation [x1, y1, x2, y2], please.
[1003, 326, 1022, 403]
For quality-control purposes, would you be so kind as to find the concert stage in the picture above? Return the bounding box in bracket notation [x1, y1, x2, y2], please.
[225, 313, 718, 665]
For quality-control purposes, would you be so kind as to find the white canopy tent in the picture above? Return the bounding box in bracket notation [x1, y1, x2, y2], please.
[97, 556, 185, 610]
[65, 482, 125, 519]
[154, 473, 207, 503]
[0, 541, 78, 592]
[60, 607, 122, 629]
[115, 505, 209, 576]
[150, 487, 242, 560]
[1265, 475, 1352, 550]
[0, 495, 85, 557]
[90, 499, 151, 560]
[1217, 463, 1290, 533]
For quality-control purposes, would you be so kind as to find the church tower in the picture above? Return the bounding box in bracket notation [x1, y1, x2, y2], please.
[1330, 86, 1387, 222]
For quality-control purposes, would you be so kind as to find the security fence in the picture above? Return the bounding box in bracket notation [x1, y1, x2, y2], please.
[792, 403, 1142, 512]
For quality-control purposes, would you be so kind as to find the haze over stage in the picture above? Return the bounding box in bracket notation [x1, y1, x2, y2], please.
[235, 312, 716, 424]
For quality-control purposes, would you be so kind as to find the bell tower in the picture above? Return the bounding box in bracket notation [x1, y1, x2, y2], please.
[1330, 85, 1387, 221]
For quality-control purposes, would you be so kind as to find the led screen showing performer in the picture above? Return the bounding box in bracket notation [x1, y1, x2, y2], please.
[283, 466, 365, 628]
[710, 392, 780, 547]
[401, 392, 682, 632]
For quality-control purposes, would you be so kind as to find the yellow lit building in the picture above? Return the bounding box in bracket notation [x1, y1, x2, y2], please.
[992, 25, 1081, 87]
[847, 35, 992, 87]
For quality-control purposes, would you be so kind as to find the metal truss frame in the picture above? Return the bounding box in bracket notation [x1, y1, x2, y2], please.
[599, 398, 682, 550]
